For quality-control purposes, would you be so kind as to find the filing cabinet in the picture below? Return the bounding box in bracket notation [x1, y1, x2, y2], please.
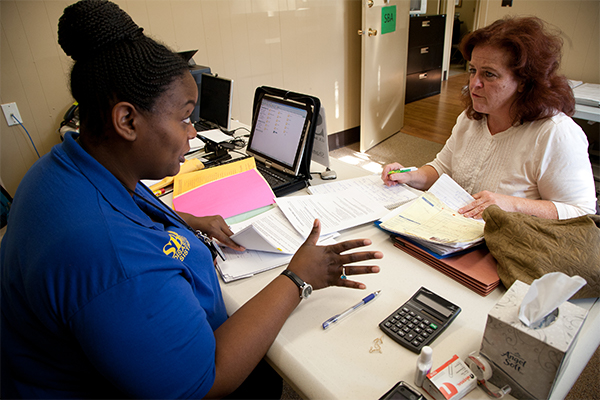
[405, 14, 446, 104]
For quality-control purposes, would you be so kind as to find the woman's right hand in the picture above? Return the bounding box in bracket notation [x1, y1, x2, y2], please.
[382, 163, 411, 187]
[382, 163, 439, 191]
[286, 219, 383, 290]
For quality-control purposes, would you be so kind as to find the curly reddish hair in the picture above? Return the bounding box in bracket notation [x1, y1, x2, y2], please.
[459, 16, 575, 125]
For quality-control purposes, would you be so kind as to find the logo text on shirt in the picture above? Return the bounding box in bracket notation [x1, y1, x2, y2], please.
[163, 231, 190, 261]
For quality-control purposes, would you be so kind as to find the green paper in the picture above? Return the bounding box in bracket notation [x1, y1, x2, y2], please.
[382, 6, 396, 34]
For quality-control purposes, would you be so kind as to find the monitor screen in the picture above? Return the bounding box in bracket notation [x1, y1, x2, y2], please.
[247, 95, 311, 174]
[199, 74, 233, 130]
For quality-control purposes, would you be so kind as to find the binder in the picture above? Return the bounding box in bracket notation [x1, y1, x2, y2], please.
[391, 236, 501, 296]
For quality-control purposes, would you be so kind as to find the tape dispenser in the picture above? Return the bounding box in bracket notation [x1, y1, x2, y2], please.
[466, 352, 512, 399]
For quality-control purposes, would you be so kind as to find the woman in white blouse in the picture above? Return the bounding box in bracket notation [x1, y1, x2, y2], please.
[382, 16, 596, 220]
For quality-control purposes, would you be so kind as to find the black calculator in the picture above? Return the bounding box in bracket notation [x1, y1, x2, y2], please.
[379, 287, 461, 353]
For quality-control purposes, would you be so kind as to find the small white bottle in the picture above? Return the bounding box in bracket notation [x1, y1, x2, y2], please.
[414, 346, 433, 387]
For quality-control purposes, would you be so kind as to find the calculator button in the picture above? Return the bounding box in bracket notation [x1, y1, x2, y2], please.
[402, 307, 410, 313]
[430, 323, 438, 330]
[414, 328, 422, 334]
[397, 331, 405, 337]
[391, 318, 397, 324]
[416, 336, 424, 342]
[419, 323, 426, 330]
[416, 315, 423, 321]
[426, 328, 434, 334]
[422, 332, 429, 338]
[407, 323, 415, 329]
[412, 340, 420, 347]
[423, 319, 430, 325]
[384, 321, 392, 328]
[391, 326, 399, 332]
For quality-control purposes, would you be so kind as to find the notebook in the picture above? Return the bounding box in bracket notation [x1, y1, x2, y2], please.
[246, 93, 313, 197]
[196, 73, 233, 131]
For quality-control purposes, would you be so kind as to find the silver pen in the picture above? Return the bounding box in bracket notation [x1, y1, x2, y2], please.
[322, 290, 381, 330]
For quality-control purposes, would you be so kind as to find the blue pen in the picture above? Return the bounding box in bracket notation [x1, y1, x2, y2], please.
[322, 290, 381, 330]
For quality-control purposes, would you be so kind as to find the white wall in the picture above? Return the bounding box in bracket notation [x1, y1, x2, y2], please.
[1, 0, 363, 195]
[476, 0, 599, 83]
[1, 0, 598, 195]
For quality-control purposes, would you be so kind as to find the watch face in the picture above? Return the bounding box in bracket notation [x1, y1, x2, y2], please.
[302, 284, 313, 299]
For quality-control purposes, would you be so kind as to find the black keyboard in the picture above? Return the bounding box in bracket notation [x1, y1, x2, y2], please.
[256, 164, 288, 187]
[194, 120, 217, 131]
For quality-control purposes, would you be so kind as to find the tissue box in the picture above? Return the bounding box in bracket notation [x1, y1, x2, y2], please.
[480, 280, 588, 399]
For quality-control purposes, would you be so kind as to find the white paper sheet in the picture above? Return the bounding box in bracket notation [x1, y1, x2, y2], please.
[308, 174, 419, 209]
[275, 191, 389, 237]
[230, 207, 305, 254]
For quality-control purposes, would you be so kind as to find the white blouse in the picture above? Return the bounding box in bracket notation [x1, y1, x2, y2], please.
[428, 111, 597, 219]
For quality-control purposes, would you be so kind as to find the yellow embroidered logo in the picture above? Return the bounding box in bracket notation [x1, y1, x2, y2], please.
[163, 231, 190, 261]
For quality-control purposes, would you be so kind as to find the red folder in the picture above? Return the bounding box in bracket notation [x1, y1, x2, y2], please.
[392, 236, 501, 296]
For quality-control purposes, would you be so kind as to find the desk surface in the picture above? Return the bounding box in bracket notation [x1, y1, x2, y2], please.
[169, 134, 600, 400]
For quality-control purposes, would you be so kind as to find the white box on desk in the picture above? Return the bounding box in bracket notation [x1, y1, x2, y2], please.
[480, 280, 588, 400]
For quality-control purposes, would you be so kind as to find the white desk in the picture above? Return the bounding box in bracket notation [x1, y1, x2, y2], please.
[211, 157, 599, 400]
[166, 133, 599, 399]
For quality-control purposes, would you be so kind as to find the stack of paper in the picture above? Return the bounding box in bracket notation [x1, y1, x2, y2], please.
[216, 191, 389, 282]
[572, 82, 600, 107]
[172, 158, 277, 219]
[378, 174, 485, 256]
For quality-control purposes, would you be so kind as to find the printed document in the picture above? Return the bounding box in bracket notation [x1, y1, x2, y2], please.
[275, 191, 389, 237]
[308, 174, 419, 209]
[379, 174, 484, 256]
[230, 207, 305, 254]
[216, 235, 338, 283]
[381, 192, 484, 244]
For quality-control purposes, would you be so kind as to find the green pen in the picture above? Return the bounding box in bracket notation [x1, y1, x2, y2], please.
[388, 167, 417, 175]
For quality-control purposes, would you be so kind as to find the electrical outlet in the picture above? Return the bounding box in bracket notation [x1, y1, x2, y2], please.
[2, 102, 23, 126]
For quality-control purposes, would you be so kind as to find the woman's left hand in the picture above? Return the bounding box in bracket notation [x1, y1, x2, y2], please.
[459, 191, 514, 219]
[459, 191, 559, 220]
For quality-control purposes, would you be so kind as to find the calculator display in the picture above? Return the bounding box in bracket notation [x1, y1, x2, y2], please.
[415, 294, 453, 318]
[379, 287, 461, 353]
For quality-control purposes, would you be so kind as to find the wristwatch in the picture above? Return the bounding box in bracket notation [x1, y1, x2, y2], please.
[281, 269, 313, 300]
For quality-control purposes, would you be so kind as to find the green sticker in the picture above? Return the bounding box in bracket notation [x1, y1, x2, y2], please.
[381, 5, 396, 34]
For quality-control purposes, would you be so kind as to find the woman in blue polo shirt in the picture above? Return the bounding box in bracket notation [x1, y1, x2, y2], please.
[0, 1, 383, 398]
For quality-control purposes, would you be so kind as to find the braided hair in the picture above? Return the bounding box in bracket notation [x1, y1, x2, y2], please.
[58, 0, 189, 137]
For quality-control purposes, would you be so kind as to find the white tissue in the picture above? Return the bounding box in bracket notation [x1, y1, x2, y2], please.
[518, 272, 586, 328]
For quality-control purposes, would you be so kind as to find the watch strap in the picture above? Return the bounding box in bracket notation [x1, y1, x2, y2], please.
[281, 269, 305, 290]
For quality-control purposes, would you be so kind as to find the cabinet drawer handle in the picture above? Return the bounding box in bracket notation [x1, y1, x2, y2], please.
[419, 73, 428, 80]
[420, 47, 429, 54]
[422, 21, 430, 27]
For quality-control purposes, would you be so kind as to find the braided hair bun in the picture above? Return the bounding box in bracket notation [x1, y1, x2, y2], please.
[58, 0, 143, 61]
[58, 0, 189, 137]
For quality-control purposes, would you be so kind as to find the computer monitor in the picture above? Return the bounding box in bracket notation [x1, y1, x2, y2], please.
[199, 74, 233, 131]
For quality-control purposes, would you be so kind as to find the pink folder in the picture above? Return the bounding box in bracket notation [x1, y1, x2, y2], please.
[172, 169, 276, 219]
